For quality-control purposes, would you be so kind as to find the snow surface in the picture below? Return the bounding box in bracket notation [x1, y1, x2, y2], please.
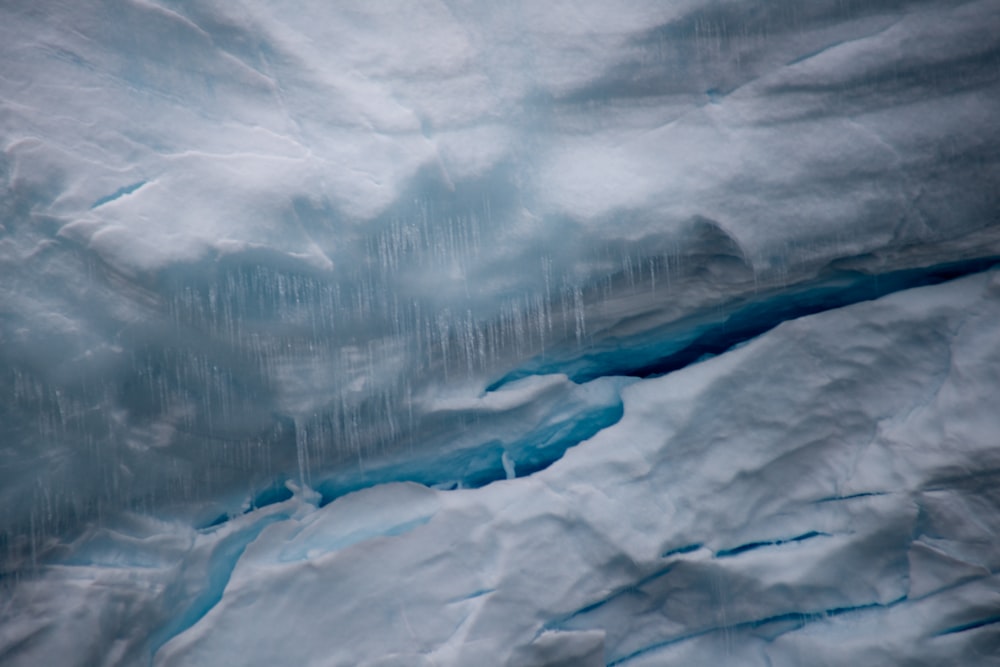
[5, 271, 1000, 666]
[2, 0, 1000, 665]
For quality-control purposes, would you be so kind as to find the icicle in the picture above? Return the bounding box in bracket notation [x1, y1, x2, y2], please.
[294, 417, 311, 488]
[573, 285, 586, 345]
[501, 451, 516, 480]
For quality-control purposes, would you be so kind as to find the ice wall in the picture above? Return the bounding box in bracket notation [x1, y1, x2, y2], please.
[1, 0, 1000, 664]
[6, 269, 1000, 667]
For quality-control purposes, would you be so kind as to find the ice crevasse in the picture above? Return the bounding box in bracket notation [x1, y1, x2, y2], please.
[7, 271, 1000, 666]
[1, 1, 1000, 665]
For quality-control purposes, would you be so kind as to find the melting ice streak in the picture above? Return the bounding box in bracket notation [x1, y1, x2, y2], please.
[1, 0, 1000, 665]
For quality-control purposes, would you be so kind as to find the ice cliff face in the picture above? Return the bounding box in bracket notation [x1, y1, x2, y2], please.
[2, 1, 1000, 665]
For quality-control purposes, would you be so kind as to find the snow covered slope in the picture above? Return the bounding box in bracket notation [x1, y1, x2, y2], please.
[1, 0, 999, 665]
[5, 270, 1000, 666]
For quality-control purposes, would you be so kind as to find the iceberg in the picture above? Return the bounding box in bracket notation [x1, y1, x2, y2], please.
[1, 0, 999, 665]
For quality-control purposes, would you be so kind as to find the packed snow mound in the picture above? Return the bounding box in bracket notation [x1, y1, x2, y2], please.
[5, 269, 1000, 667]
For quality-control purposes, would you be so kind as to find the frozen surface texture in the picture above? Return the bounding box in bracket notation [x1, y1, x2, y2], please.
[5, 273, 1000, 666]
[1, 0, 999, 665]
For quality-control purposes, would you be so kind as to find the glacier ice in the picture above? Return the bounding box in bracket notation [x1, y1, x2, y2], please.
[5, 271, 1000, 666]
[2, 0, 1000, 665]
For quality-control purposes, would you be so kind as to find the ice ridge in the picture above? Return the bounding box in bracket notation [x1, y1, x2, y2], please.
[489, 254, 1000, 385]
[214, 255, 1000, 526]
